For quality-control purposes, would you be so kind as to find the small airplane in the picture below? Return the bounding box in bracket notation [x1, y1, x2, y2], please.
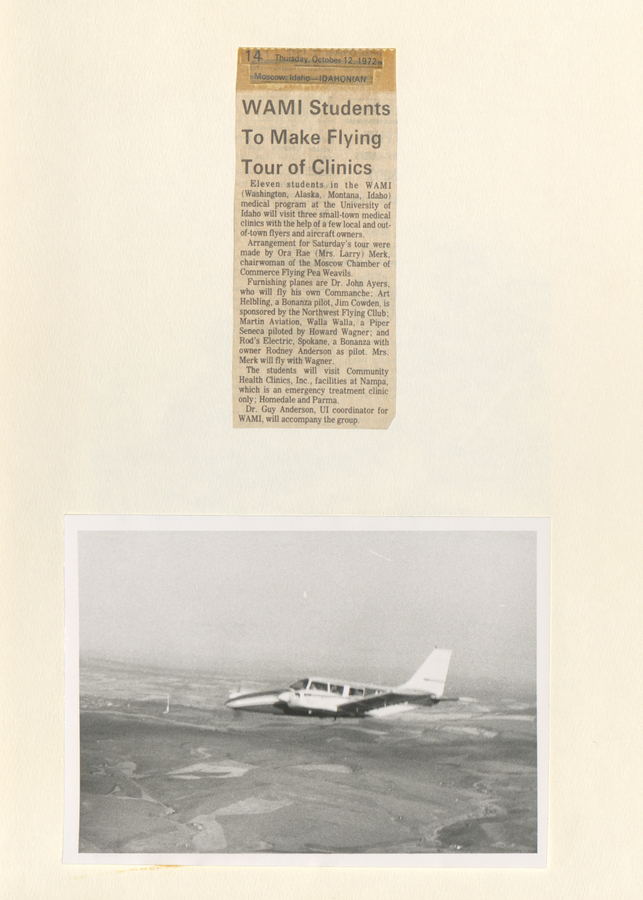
[225, 648, 455, 718]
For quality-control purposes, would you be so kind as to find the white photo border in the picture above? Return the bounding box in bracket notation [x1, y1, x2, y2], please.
[64, 515, 549, 867]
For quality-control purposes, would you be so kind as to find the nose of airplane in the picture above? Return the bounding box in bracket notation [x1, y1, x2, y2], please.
[277, 690, 293, 705]
[224, 689, 284, 712]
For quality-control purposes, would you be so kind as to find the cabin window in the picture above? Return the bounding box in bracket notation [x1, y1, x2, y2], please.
[310, 681, 328, 692]
[290, 679, 308, 691]
[329, 684, 343, 695]
[348, 687, 365, 697]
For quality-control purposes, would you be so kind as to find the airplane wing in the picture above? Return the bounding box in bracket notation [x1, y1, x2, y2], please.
[340, 650, 456, 716]
[339, 690, 442, 716]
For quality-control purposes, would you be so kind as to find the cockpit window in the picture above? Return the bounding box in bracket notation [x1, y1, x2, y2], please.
[310, 681, 328, 692]
[290, 679, 308, 690]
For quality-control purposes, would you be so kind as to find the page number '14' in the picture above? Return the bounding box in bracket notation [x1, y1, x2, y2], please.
[246, 50, 262, 62]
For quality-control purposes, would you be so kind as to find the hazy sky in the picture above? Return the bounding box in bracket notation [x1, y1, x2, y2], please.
[78, 525, 540, 690]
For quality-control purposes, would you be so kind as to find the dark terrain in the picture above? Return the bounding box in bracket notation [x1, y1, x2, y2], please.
[78, 663, 538, 855]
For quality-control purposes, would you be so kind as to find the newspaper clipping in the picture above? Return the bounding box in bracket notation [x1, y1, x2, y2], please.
[233, 49, 396, 428]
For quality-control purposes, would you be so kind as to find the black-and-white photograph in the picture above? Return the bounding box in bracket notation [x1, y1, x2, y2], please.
[64, 516, 549, 865]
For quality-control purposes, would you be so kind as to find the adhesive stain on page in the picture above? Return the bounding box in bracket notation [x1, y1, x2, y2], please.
[233, 49, 396, 429]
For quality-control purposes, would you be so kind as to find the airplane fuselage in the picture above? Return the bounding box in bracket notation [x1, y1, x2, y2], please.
[225, 650, 453, 719]
[226, 674, 441, 718]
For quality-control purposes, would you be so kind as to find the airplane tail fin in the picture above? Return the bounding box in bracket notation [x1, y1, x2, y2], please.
[398, 649, 452, 697]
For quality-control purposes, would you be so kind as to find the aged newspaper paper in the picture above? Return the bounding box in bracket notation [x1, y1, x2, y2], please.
[233, 49, 396, 428]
